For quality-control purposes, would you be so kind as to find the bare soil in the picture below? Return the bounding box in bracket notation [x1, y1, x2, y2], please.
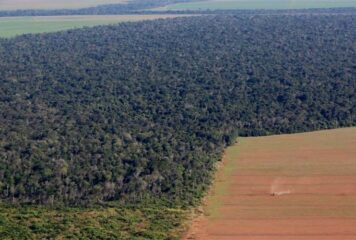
[184, 127, 356, 239]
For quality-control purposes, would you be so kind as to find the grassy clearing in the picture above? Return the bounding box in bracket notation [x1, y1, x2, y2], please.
[0, 15, 192, 38]
[0, 0, 129, 11]
[0, 202, 189, 239]
[207, 139, 243, 219]
[156, 0, 356, 11]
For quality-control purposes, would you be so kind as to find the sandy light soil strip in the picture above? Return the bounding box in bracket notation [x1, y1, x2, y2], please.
[0, 0, 129, 11]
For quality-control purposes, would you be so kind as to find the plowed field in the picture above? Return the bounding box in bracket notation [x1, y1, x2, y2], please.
[185, 127, 356, 240]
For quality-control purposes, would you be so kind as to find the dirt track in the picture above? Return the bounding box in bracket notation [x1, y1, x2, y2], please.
[185, 127, 356, 240]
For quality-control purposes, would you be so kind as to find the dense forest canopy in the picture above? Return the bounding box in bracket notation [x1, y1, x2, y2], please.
[0, 5, 355, 17]
[0, 13, 355, 205]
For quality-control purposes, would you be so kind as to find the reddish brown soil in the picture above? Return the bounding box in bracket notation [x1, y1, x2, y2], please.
[184, 127, 356, 240]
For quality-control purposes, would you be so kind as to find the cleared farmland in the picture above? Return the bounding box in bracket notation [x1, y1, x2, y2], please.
[0, 0, 129, 11]
[0, 15, 193, 38]
[185, 127, 356, 240]
[157, 0, 356, 11]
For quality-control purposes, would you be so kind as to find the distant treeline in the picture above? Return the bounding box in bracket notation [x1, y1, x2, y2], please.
[0, 1, 355, 17]
[0, 13, 355, 205]
[0, 0, 195, 17]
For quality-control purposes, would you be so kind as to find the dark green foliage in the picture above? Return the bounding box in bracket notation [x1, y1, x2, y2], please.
[0, 14, 355, 205]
